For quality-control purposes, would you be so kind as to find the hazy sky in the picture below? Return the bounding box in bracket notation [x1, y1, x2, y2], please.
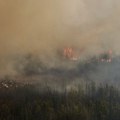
[0, 0, 120, 75]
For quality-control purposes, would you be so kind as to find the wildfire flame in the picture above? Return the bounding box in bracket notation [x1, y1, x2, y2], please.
[64, 47, 74, 59]
[63, 47, 81, 61]
[99, 50, 113, 63]
[63, 47, 113, 63]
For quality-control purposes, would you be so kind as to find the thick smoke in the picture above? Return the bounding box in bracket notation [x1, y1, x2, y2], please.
[0, 0, 120, 76]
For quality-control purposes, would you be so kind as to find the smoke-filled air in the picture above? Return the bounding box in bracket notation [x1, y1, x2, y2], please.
[0, 0, 120, 56]
[0, 1, 120, 120]
[0, 0, 120, 87]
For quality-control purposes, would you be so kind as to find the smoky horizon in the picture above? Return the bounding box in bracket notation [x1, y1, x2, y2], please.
[0, 0, 120, 77]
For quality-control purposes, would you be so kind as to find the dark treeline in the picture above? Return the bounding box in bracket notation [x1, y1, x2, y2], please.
[0, 83, 119, 120]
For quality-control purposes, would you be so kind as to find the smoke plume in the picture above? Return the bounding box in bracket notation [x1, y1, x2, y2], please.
[0, 0, 120, 76]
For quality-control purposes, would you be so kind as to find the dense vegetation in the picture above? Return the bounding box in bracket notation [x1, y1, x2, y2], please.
[0, 83, 119, 120]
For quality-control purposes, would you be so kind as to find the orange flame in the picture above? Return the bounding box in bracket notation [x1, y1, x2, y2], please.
[63, 47, 74, 59]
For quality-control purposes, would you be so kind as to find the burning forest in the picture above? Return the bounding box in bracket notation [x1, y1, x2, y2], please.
[0, 0, 120, 120]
